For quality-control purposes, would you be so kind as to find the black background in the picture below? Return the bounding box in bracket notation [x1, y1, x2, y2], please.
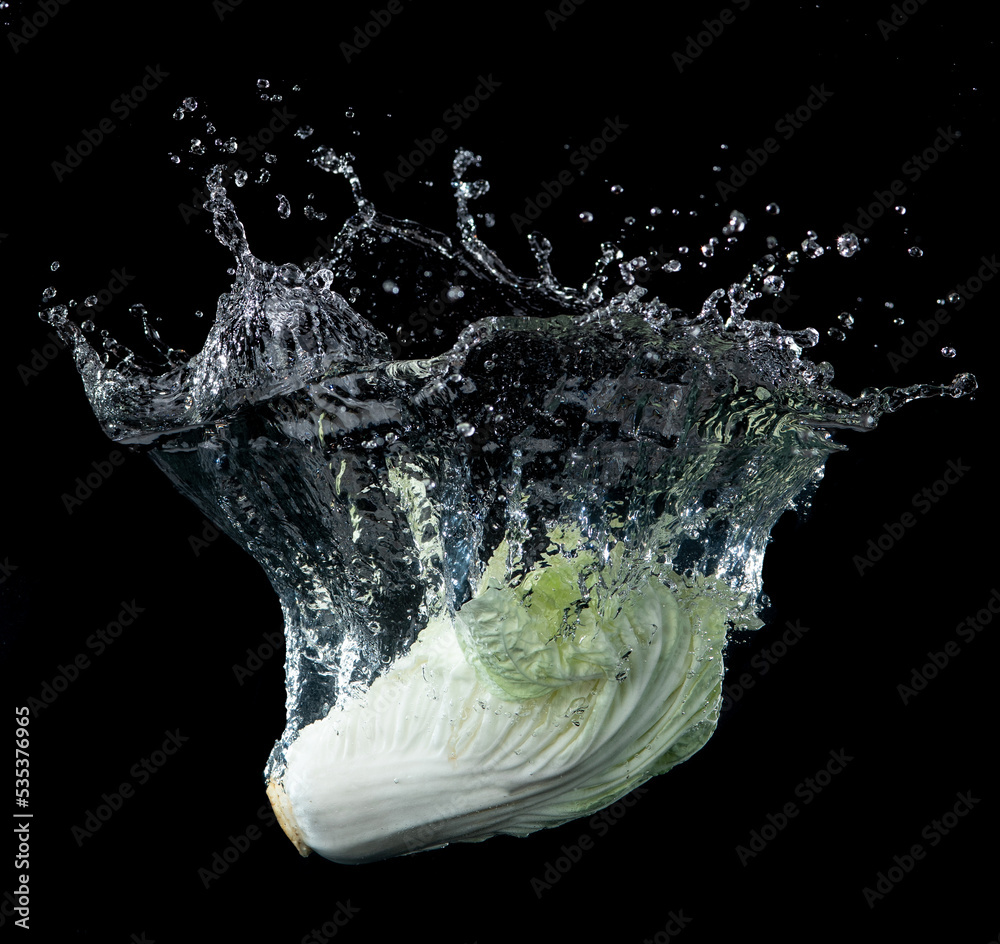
[1, 1, 996, 941]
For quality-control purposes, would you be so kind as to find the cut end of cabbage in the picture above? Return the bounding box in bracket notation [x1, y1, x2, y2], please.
[267, 542, 729, 864]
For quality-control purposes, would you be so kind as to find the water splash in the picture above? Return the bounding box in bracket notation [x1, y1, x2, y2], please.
[38, 110, 976, 861]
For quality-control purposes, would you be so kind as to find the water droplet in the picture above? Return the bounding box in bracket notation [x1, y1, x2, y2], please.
[712, 165, 722, 173]
[256, 169, 270, 184]
[801, 233, 824, 258]
[701, 237, 719, 258]
[941, 346, 957, 358]
[665, 259, 681, 272]
[446, 287, 465, 301]
[650, 206, 662, 216]
[276, 194, 291, 219]
[610, 184, 624, 194]
[762, 275, 784, 294]
[182, 96, 198, 112]
[345, 107, 355, 118]
[303, 205, 327, 220]
[765, 203, 780, 215]
[838, 312, 855, 328]
[234, 169, 248, 187]
[456, 422, 476, 437]
[895, 205, 906, 214]
[908, 246, 924, 258]
[827, 328, 846, 341]
[81, 319, 95, 333]
[264, 152, 277, 164]
[884, 301, 895, 309]
[257, 78, 270, 89]
[893, 317, 905, 325]
[194, 310, 204, 319]
[382, 279, 399, 294]
[836, 233, 860, 257]
[41, 286, 57, 300]
[579, 211, 594, 222]
[295, 125, 315, 140]
[50, 261, 60, 272]
[189, 138, 205, 155]
[946, 292, 960, 304]
[723, 211, 746, 235]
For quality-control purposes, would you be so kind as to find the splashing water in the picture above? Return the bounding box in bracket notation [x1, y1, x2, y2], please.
[38, 112, 976, 862]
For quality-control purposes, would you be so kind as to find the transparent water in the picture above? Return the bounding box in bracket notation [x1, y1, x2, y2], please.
[37, 105, 976, 860]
